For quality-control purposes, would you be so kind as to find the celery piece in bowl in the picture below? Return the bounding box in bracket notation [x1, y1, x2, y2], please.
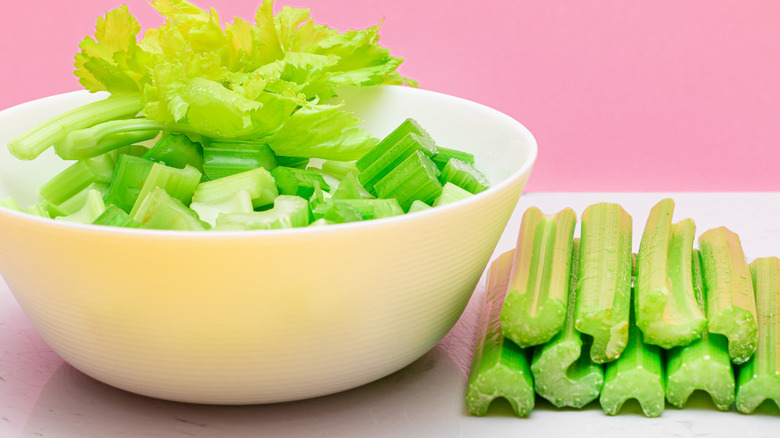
[374, 150, 442, 211]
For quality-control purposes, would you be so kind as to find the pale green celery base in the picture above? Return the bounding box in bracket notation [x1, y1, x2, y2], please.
[600, 368, 665, 417]
[501, 295, 566, 348]
[531, 339, 603, 408]
[666, 340, 735, 411]
[576, 316, 629, 363]
[736, 375, 780, 414]
[640, 317, 706, 350]
[467, 341, 534, 417]
[708, 306, 758, 364]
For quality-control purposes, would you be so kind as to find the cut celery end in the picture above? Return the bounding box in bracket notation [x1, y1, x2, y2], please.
[190, 189, 254, 227]
[214, 195, 310, 231]
[129, 163, 202, 217]
[407, 200, 432, 213]
[143, 133, 204, 171]
[575, 202, 633, 364]
[699, 226, 758, 364]
[374, 150, 442, 211]
[439, 158, 489, 194]
[355, 118, 435, 171]
[131, 187, 209, 231]
[56, 189, 107, 224]
[502, 207, 576, 348]
[321, 160, 359, 180]
[432, 182, 473, 207]
[315, 201, 363, 224]
[58, 182, 110, 216]
[25, 203, 51, 218]
[736, 257, 780, 414]
[39, 154, 114, 206]
[202, 140, 277, 180]
[192, 167, 278, 209]
[357, 131, 438, 195]
[111, 144, 150, 161]
[666, 332, 735, 410]
[467, 250, 535, 417]
[53, 118, 163, 160]
[275, 156, 310, 169]
[431, 146, 475, 171]
[0, 197, 21, 211]
[271, 166, 331, 200]
[312, 198, 403, 221]
[92, 204, 142, 228]
[331, 172, 364, 200]
[104, 155, 156, 213]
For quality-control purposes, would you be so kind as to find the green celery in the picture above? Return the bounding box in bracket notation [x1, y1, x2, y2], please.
[53, 118, 164, 159]
[202, 140, 277, 180]
[439, 158, 489, 194]
[357, 132, 438, 195]
[321, 160, 359, 180]
[466, 250, 535, 417]
[635, 199, 705, 348]
[274, 156, 310, 169]
[39, 154, 115, 206]
[431, 146, 475, 171]
[143, 133, 204, 171]
[58, 182, 110, 215]
[110, 144, 150, 161]
[374, 150, 442, 211]
[331, 172, 364, 200]
[316, 201, 363, 224]
[308, 218, 333, 227]
[432, 182, 473, 207]
[666, 249, 735, 411]
[407, 200, 432, 213]
[129, 162, 202, 217]
[698, 226, 758, 364]
[191, 168, 278, 210]
[25, 204, 51, 218]
[271, 166, 331, 200]
[56, 189, 107, 224]
[92, 205, 142, 228]
[215, 195, 310, 231]
[501, 207, 577, 348]
[131, 187, 209, 231]
[530, 238, 604, 408]
[0, 197, 21, 211]
[311, 198, 403, 221]
[735, 257, 780, 413]
[104, 155, 156, 212]
[8, 94, 143, 160]
[355, 118, 436, 171]
[575, 202, 633, 363]
[190, 189, 253, 227]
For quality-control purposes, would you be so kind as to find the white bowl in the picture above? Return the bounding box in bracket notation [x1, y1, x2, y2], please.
[0, 85, 536, 404]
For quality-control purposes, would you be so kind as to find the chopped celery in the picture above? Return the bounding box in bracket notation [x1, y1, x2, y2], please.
[92, 205, 142, 228]
[190, 190, 254, 227]
[321, 160, 359, 180]
[39, 154, 114, 206]
[129, 163, 202, 217]
[8, 94, 143, 160]
[575, 202, 633, 363]
[40, 200, 69, 218]
[271, 166, 331, 199]
[331, 173, 364, 200]
[58, 182, 110, 215]
[635, 199, 705, 348]
[131, 187, 209, 231]
[735, 257, 780, 413]
[374, 150, 442, 211]
[308, 218, 333, 227]
[356, 118, 435, 171]
[53, 118, 164, 159]
[215, 195, 310, 230]
[312, 198, 403, 221]
[202, 140, 277, 180]
[501, 207, 577, 348]
[0, 197, 21, 211]
[432, 182, 473, 207]
[110, 144, 150, 161]
[407, 200, 432, 213]
[143, 133, 204, 172]
[274, 156, 310, 169]
[191, 168, 278, 210]
[698, 226, 758, 364]
[666, 249, 735, 411]
[530, 238, 604, 408]
[25, 203, 51, 218]
[56, 189, 107, 224]
[431, 146, 475, 171]
[439, 158, 489, 194]
[357, 132, 438, 195]
[316, 201, 363, 224]
[467, 250, 535, 417]
[104, 155, 155, 212]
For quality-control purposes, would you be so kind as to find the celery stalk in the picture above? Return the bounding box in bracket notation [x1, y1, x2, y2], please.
[357, 132, 438, 195]
[355, 118, 435, 171]
[698, 226, 758, 364]
[331, 172, 364, 200]
[142, 133, 204, 172]
[53, 118, 164, 160]
[431, 146, 475, 171]
[92, 205, 142, 228]
[635, 199, 705, 348]
[215, 195, 310, 230]
[131, 187, 209, 231]
[312, 198, 403, 221]
[271, 166, 331, 200]
[104, 155, 155, 212]
[321, 160, 359, 180]
[666, 249, 735, 411]
[129, 163, 202, 217]
[190, 190, 254, 227]
[202, 140, 277, 180]
[501, 207, 577, 348]
[39, 154, 115, 206]
[530, 238, 604, 408]
[0, 197, 21, 211]
[191, 168, 278, 210]
[439, 158, 489, 194]
[56, 189, 107, 224]
[407, 200, 432, 213]
[432, 182, 473, 207]
[466, 250, 535, 417]
[374, 150, 442, 211]
[58, 182, 110, 215]
[575, 202, 633, 363]
[735, 257, 780, 413]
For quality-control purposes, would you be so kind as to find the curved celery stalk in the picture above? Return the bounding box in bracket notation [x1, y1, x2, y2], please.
[8, 94, 143, 160]
[698, 226, 758, 364]
[736, 257, 780, 413]
[54, 118, 164, 160]
[575, 202, 633, 363]
[501, 207, 577, 348]
[531, 239, 604, 408]
[666, 249, 735, 411]
[466, 250, 535, 417]
[215, 195, 310, 230]
[635, 199, 705, 348]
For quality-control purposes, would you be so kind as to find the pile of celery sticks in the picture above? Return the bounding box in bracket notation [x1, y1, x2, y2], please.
[468, 199, 779, 417]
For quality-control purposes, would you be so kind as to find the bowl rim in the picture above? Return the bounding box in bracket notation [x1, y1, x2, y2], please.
[0, 85, 537, 239]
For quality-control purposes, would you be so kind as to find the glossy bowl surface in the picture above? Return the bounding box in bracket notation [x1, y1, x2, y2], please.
[0, 85, 536, 404]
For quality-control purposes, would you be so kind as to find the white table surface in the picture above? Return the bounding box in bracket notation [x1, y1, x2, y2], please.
[2, 192, 779, 438]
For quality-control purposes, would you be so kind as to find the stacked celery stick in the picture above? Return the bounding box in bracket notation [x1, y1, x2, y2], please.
[1, 118, 489, 230]
[467, 199, 780, 417]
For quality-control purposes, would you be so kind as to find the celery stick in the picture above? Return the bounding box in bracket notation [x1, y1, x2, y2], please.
[143, 133, 204, 171]
[600, 294, 665, 417]
[331, 172, 364, 200]
[575, 202, 633, 363]
[191, 168, 278, 210]
[431, 146, 475, 171]
[54, 118, 164, 159]
[312, 198, 403, 221]
[407, 200, 432, 213]
[355, 118, 435, 171]
[432, 182, 473, 207]
[439, 158, 489, 194]
[274, 156, 310, 169]
[8, 94, 143, 160]
[58, 182, 110, 215]
[736, 257, 780, 413]
[104, 155, 156, 212]
[202, 140, 277, 180]
[374, 150, 442, 211]
[56, 189, 107, 224]
[215, 195, 310, 230]
[93, 205, 142, 228]
[132, 187, 209, 231]
[271, 166, 331, 200]
[321, 160, 358, 180]
[466, 250, 535, 417]
[25, 204, 51, 218]
[0, 197, 21, 211]
[316, 201, 363, 224]
[666, 249, 735, 411]
[635, 199, 705, 348]
[190, 190, 254, 227]
[129, 163, 202, 217]
[39, 154, 115, 206]
[501, 207, 577, 348]
[698, 226, 758, 364]
[357, 132, 438, 195]
[531, 238, 604, 408]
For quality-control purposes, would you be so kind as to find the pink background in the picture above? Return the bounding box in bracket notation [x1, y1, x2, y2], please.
[1, 1, 779, 192]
